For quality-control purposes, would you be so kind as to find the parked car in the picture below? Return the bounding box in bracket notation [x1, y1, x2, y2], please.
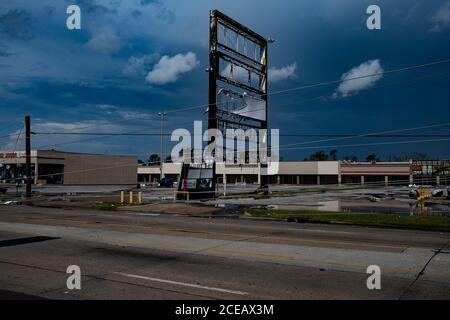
[158, 178, 174, 188]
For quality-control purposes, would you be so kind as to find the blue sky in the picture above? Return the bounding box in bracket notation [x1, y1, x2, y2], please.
[0, 0, 449, 161]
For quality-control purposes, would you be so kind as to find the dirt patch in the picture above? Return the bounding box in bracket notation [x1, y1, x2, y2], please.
[24, 194, 120, 210]
[118, 203, 223, 216]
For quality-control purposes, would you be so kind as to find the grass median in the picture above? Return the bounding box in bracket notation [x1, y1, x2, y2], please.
[95, 201, 149, 211]
[246, 208, 450, 232]
[95, 202, 120, 211]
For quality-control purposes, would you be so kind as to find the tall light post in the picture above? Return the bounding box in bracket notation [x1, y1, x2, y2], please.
[258, 37, 275, 190]
[25, 115, 32, 198]
[158, 112, 166, 181]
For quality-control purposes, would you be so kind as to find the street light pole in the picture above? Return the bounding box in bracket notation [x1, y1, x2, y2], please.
[158, 112, 167, 181]
[258, 37, 275, 191]
[25, 115, 32, 198]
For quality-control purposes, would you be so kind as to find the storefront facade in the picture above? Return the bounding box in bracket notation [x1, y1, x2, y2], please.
[0, 150, 137, 185]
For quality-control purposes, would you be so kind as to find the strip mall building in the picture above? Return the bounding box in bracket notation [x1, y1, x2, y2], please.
[0, 150, 137, 185]
[138, 160, 450, 186]
[1, 149, 448, 186]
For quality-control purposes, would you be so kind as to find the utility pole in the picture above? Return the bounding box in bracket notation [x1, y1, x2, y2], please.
[158, 112, 167, 181]
[25, 115, 32, 198]
[258, 37, 275, 191]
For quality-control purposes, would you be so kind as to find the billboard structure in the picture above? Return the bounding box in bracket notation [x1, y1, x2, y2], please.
[208, 10, 270, 188]
[177, 10, 270, 199]
[208, 10, 268, 132]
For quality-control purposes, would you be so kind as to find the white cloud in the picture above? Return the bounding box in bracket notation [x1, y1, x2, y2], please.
[269, 63, 298, 82]
[146, 52, 199, 85]
[333, 59, 383, 98]
[431, 1, 450, 32]
[97, 104, 153, 120]
[117, 110, 150, 120]
[123, 54, 159, 77]
[34, 121, 109, 132]
[86, 26, 123, 54]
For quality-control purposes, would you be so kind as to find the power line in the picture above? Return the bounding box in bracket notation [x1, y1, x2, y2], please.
[276, 122, 450, 149]
[280, 134, 450, 137]
[226, 121, 450, 152]
[12, 127, 23, 153]
[192, 70, 450, 131]
[269, 69, 450, 111]
[31, 119, 198, 150]
[3, 59, 449, 144]
[14, 153, 450, 182]
[0, 122, 22, 135]
[3, 59, 450, 156]
[34, 116, 163, 135]
[0, 133, 20, 139]
[24, 57, 450, 137]
[269, 59, 450, 97]
[31, 132, 450, 138]
[279, 137, 450, 152]
[26, 120, 450, 156]
[162, 58, 450, 114]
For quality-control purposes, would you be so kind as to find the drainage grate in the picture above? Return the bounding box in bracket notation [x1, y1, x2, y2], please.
[0, 236, 60, 248]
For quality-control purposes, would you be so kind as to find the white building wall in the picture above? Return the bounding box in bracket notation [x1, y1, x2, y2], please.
[137, 161, 411, 184]
[277, 161, 339, 175]
[317, 162, 340, 175]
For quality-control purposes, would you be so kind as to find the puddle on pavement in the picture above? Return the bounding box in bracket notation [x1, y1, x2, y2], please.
[267, 199, 450, 217]
[214, 203, 241, 211]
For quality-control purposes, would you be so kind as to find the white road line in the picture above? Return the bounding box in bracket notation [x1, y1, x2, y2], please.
[114, 272, 248, 296]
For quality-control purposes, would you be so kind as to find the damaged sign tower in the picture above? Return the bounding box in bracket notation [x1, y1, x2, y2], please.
[208, 10, 270, 190]
[177, 10, 271, 199]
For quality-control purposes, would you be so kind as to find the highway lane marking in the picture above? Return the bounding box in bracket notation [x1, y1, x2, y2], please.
[114, 272, 247, 296]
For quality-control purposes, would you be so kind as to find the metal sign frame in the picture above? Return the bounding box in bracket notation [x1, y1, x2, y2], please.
[208, 10, 268, 134]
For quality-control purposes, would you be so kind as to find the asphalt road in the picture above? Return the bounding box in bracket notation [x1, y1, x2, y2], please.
[0, 205, 449, 300]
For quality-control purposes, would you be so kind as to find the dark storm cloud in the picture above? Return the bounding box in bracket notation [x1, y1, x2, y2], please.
[43, 6, 54, 17]
[156, 7, 175, 23]
[0, 50, 12, 57]
[131, 9, 143, 18]
[67, 0, 117, 15]
[140, 0, 159, 6]
[1, 0, 449, 160]
[140, 0, 175, 23]
[0, 42, 11, 57]
[0, 9, 35, 41]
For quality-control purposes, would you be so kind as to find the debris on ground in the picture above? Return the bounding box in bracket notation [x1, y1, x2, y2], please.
[0, 200, 18, 205]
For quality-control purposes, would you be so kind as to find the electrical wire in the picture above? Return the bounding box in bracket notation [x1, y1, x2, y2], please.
[21, 57, 450, 138]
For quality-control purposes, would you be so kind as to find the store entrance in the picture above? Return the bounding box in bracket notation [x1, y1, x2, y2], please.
[0, 163, 35, 184]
